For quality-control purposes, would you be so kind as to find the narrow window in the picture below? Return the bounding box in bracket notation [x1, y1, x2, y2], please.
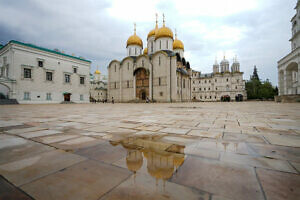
[115, 64, 116, 72]
[159, 56, 161, 65]
[127, 80, 129, 88]
[114, 82, 116, 89]
[46, 93, 52, 100]
[24, 68, 31, 78]
[129, 48, 131, 55]
[65, 74, 70, 83]
[142, 60, 144, 67]
[205, 80, 207, 83]
[166, 40, 168, 49]
[73, 68, 77, 73]
[215, 79, 217, 82]
[159, 77, 161, 86]
[159, 40, 161, 49]
[80, 94, 84, 101]
[46, 72, 53, 81]
[226, 78, 228, 82]
[235, 86, 237, 89]
[127, 62, 129, 70]
[80, 77, 85, 84]
[24, 92, 30, 100]
[151, 42, 153, 52]
[200, 88, 201, 91]
[38, 60, 43, 67]
[183, 79, 185, 88]
[135, 48, 137, 55]
[208, 87, 210, 90]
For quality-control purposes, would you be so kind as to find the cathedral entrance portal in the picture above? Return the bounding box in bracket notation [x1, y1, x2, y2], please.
[135, 68, 149, 100]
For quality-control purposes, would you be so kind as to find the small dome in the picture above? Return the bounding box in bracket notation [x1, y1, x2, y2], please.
[127, 34, 143, 48]
[173, 39, 184, 50]
[155, 26, 173, 40]
[143, 48, 148, 55]
[95, 69, 101, 74]
[220, 56, 229, 64]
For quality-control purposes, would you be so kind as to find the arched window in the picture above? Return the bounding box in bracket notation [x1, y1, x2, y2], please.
[129, 48, 131, 55]
[142, 60, 144, 67]
[135, 48, 137, 55]
[166, 40, 168, 49]
[159, 40, 161, 49]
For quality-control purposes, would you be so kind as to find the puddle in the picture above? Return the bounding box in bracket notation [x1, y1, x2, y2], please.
[109, 135, 186, 183]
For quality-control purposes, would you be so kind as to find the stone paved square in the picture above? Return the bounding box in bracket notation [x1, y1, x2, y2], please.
[0, 102, 299, 200]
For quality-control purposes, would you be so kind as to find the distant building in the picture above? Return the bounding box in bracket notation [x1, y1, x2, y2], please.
[278, 0, 300, 96]
[108, 15, 192, 102]
[0, 40, 91, 103]
[90, 69, 107, 102]
[191, 56, 247, 101]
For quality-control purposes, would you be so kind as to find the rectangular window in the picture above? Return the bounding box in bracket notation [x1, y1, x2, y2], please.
[127, 80, 129, 88]
[38, 60, 43, 67]
[159, 92, 163, 96]
[80, 77, 85, 84]
[183, 79, 185, 88]
[65, 74, 70, 83]
[46, 93, 52, 100]
[46, 72, 52, 81]
[24, 68, 31, 78]
[24, 92, 30, 100]
[80, 94, 84, 101]
[114, 82, 116, 89]
[73, 68, 77, 73]
[166, 40, 168, 49]
[159, 41, 161, 49]
[159, 77, 161, 86]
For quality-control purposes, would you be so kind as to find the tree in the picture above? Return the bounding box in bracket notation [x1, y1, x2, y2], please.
[246, 66, 277, 100]
[251, 65, 259, 80]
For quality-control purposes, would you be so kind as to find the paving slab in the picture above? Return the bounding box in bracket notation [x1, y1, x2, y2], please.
[223, 132, 266, 143]
[160, 127, 191, 135]
[19, 129, 62, 138]
[170, 156, 264, 200]
[100, 173, 210, 200]
[21, 160, 131, 200]
[220, 152, 297, 173]
[264, 134, 300, 147]
[188, 130, 222, 139]
[256, 168, 300, 200]
[5, 126, 47, 135]
[32, 134, 80, 144]
[0, 175, 33, 200]
[0, 150, 86, 186]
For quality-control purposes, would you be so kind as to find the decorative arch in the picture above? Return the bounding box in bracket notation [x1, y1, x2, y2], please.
[285, 62, 298, 95]
[134, 68, 149, 100]
[0, 82, 11, 99]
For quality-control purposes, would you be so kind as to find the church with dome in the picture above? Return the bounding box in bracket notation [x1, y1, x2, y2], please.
[108, 14, 192, 102]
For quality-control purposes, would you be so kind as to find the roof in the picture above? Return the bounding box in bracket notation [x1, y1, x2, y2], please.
[176, 68, 189, 75]
[1, 40, 91, 63]
[199, 73, 213, 78]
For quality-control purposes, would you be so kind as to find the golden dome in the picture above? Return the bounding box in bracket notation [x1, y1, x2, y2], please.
[173, 39, 184, 50]
[95, 69, 101, 74]
[126, 23, 143, 48]
[143, 48, 148, 55]
[127, 34, 143, 48]
[155, 26, 173, 40]
[147, 14, 159, 40]
[155, 14, 173, 40]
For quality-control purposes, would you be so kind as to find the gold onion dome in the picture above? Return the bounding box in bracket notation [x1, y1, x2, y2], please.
[155, 14, 173, 40]
[173, 39, 184, 50]
[143, 48, 148, 55]
[95, 69, 101, 74]
[173, 30, 184, 50]
[126, 23, 143, 48]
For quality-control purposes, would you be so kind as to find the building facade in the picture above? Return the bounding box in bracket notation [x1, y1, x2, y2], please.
[90, 69, 107, 102]
[191, 57, 247, 101]
[108, 16, 192, 102]
[277, 0, 300, 96]
[0, 40, 91, 104]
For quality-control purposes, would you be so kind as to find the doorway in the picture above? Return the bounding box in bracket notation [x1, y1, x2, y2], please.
[64, 93, 71, 101]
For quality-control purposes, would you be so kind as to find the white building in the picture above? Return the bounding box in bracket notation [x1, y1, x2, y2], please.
[90, 69, 107, 102]
[0, 40, 91, 104]
[278, 0, 300, 97]
[108, 15, 192, 102]
[191, 56, 247, 101]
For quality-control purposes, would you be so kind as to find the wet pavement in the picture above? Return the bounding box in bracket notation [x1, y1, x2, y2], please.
[0, 102, 299, 200]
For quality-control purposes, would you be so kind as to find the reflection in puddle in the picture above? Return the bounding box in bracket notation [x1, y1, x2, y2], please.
[109, 136, 185, 185]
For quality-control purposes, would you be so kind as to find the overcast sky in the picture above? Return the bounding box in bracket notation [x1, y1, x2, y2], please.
[0, 0, 296, 85]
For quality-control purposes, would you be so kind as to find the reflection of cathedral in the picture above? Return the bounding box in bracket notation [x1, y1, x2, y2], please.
[110, 136, 185, 184]
[108, 14, 192, 102]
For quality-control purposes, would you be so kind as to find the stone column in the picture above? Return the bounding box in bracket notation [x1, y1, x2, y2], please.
[149, 64, 153, 100]
[283, 69, 287, 95]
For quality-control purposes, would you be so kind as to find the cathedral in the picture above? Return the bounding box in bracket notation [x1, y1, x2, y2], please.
[108, 15, 192, 102]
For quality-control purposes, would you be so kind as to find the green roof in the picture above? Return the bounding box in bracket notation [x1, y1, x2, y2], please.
[1, 40, 91, 63]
